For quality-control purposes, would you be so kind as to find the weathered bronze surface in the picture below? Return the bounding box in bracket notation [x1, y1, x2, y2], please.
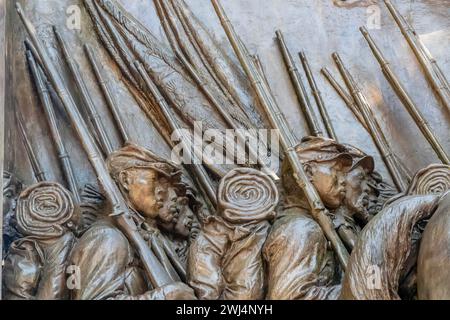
[1, 0, 449, 300]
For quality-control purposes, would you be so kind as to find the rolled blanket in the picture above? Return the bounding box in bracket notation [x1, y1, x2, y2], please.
[218, 168, 279, 224]
[16, 182, 74, 239]
[188, 168, 279, 300]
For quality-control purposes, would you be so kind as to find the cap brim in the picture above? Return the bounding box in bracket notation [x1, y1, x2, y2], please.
[351, 156, 375, 173]
[315, 153, 353, 168]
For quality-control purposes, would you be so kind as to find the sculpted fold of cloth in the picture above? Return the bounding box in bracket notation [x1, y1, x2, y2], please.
[264, 136, 353, 300]
[188, 168, 279, 300]
[68, 143, 196, 300]
[2, 182, 76, 300]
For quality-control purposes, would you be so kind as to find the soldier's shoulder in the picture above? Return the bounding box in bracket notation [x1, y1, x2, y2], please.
[75, 219, 130, 251]
[272, 207, 322, 234]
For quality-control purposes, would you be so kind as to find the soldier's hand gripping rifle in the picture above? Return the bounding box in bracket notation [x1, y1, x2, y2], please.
[211, 0, 350, 269]
[15, 2, 173, 288]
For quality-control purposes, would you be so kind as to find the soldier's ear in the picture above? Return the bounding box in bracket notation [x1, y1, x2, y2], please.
[304, 163, 314, 180]
[118, 171, 131, 191]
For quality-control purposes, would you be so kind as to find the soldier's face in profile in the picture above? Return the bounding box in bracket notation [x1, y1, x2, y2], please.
[158, 192, 193, 238]
[345, 166, 371, 215]
[3, 179, 20, 216]
[307, 160, 348, 209]
[173, 199, 194, 238]
[121, 168, 159, 219]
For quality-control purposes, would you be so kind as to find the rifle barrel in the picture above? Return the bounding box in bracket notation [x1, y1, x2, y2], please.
[360, 27, 449, 164]
[174, 49, 279, 180]
[84, 44, 130, 144]
[299, 51, 337, 141]
[26, 50, 81, 203]
[383, 0, 450, 112]
[53, 26, 114, 156]
[332, 52, 409, 191]
[16, 2, 173, 288]
[321, 67, 368, 130]
[16, 110, 46, 182]
[211, 0, 349, 269]
[275, 30, 322, 137]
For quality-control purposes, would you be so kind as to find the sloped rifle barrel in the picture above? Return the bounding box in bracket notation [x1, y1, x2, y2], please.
[332, 52, 409, 191]
[53, 26, 114, 156]
[275, 30, 322, 137]
[84, 44, 130, 144]
[360, 27, 449, 165]
[26, 50, 81, 203]
[16, 110, 46, 182]
[384, 0, 450, 112]
[299, 51, 337, 141]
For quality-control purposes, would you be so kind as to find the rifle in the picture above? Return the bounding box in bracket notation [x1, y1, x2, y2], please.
[299, 51, 338, 141]
[174, 49, 279, 180]
[332, 52, 409, 191]
[16, 2, 173, 288]
[53, 27, 114, 156]
[26, 49, 81, 203]
[360, 27, 449, 165]
[84, 44, 130, 144]
[134, 61, 218, 208]
[383, 0, 450, 112]
[275, 30, 323, 137]
[16, 109, 46, 182]
[321, 67, 368, 130]
[211, 0, 350, 269]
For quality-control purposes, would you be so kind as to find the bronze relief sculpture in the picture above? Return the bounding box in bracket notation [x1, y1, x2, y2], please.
[1, 0, 449, 301]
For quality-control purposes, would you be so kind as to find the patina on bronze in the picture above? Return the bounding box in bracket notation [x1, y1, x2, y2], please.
[2, 0, 450, 301]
